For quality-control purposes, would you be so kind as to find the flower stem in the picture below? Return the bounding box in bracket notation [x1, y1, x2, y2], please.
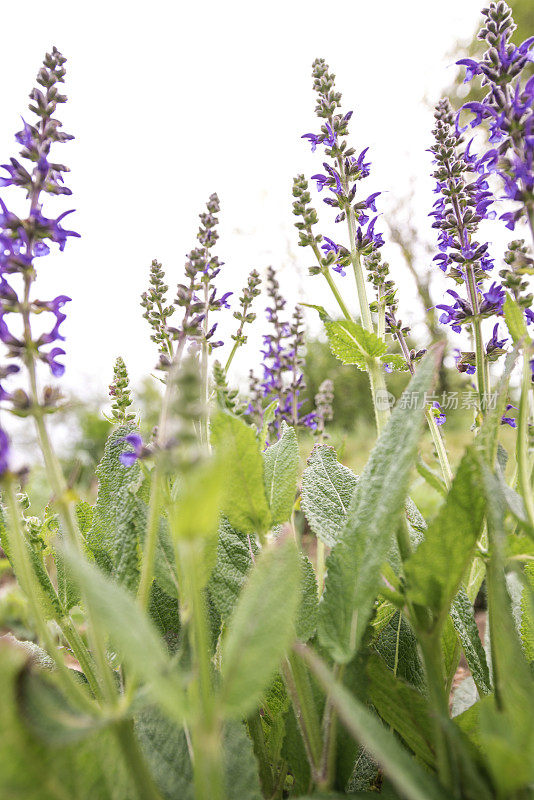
[201, 282, 211, 450]
[181, 540, 225, 800]
[465, 264, 489, 416]
[3, 478, 96, 714]
[281, 651, 323, 782]
[346, 220, 373, 333]
[114, 719, 163, 800]
[223, 340, 240, 373]
[137, 466, 161, 609]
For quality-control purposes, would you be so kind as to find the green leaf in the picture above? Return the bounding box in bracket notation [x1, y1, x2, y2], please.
[148, 581, 181, 653]
[211, 413, 272, 536]
[56, 501, 94, 611]
[137, 709, 262, 800]
[86, 424, 145, 590]
[263, 421, 298, 525]
[17, 667, 103, 746]
[169, 458, 224, 542]
[0, 643, 131, 799]
[324, 319, 387, 370]
[503, 293, 528, 344]
[380, 353, 409, 371]
[450, 589, 491, 696]
[477, 461, 534, 794]
[318, 352, 437, 663]
[373, 611, 425, 693]
[404, 450, 485, 632]
[62, 545, 187, 723]
[416, 458, 447, 497]
[296, 555, 318, 642]
[0, 505, 63, 620]
[300, 302, 331, 322]
[221, 538, 300, 716]
[366, 652, 435, 767]
[300, 646, 450, 800]
[476, 348, 518, 466]
[208, 518, 257, 619]
[300, 444, 358, 547]
[259, 399, 279, 449]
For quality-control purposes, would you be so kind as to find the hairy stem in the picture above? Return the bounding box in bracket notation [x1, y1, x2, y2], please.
[4, 479, 96, 714]
[114, 719, 163, 800]
[281, 651, 323, 782]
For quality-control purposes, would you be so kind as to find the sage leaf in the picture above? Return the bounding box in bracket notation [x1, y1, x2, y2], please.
[211, 413, 271, 536]
[318, 351, 437, 663]
[221, 537, 300, 716]
[263, 421, 298, 525]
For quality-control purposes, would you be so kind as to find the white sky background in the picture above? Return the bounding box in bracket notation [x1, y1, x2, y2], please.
[0, 0, 489, 413]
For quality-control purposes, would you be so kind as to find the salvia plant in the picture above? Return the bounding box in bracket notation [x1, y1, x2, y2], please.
[2, 4, 534, 798]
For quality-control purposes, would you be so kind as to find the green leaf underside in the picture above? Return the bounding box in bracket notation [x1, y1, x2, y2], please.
[262, 421, 298, 525]
[212, 413, 271, 535]
[62, 545, 186, 723]
[405, 450, 485, 631]
[318, 352, 437, 663]
[221, 538, 300, 716]
[300, 444, 358, 548]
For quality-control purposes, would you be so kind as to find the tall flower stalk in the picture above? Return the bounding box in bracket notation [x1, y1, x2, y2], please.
[297, 59, 391, 433]
[296, 59, 453, 483]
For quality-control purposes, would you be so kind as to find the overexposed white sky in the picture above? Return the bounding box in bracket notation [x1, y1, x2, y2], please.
[0, 0, 487, 405]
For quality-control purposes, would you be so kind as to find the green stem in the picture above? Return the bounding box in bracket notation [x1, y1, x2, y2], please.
[247, 711, 275, 798]
[465, 264, 489, 416]
[346, 212, 373, 333]
[114, 719, 163, 800]
[140, 335, 188, 611]
[321, 266, 352, 321]
[224, 339, 240, 373]
[181, 540, 225, 800]
[418, 632, 454, 792]
[396, 320, 453, 489]
[281, 651, 323, 782]
[425, 409, 453, 490]
[312, 240, 390, 435]
[59, 616, 103, 701]
[4, 479, 96, 714]
[318, 662, 344, 791]
[137, 467, 161, 610]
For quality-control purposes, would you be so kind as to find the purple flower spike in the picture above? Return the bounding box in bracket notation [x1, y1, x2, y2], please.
[119, 433, 144, 467]
[431, 401, 446, 426]
[0, 427, 10, 475]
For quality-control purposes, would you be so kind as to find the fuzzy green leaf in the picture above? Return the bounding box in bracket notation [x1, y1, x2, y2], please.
[0, 644, 131, 799]
[211, 413, 272, 536]
[300, 444, 358, 547]
[301, 646, 449, 800]
[450, 589, 491, 696]
[366, 652, 436, 767]
[208, 518, 257, 619]
[137, 708, 262, 800]
[62, 546, 187, 723]
[296, 555, 318, 642]
[86, 424, 145, 590]
[263, 421, 298, 525]
[318, 352, 437, 663]
[404, 450, 485, 632]
[221, 538, 300, 716]
[325, 319, 387, 370]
